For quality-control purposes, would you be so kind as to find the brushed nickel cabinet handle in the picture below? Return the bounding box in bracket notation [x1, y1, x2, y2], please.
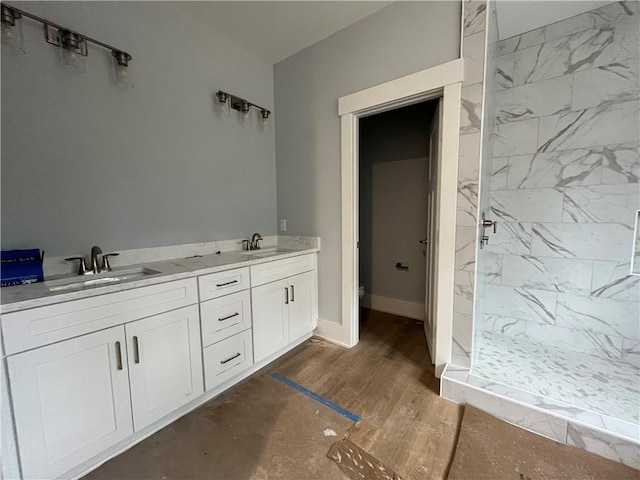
[133, 336, 140, 364]
[285, 287, 289, 304]
[115, 341, 123, 370]
[219, 312, 240, 322]
[290, 285, 295, 302]
[216, 280, 238, 287]
[220, 352, 241, 364]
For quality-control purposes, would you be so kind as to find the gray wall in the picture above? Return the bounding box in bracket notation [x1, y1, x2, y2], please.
[359, 102, 435, 304]
[274, 1, 461, 323]
[1, 2, 277, 256]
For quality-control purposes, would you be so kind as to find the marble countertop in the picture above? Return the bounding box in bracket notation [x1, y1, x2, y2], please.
[1, 247, 319, 314]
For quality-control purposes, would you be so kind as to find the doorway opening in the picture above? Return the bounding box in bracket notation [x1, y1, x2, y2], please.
[358, 100, 439, 358]
[336, 59, 463, 376]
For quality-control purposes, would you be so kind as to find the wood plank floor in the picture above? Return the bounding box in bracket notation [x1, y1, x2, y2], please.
[274, 309, 463, 479]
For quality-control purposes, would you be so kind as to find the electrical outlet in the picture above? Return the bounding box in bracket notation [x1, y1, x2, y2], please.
[280, 219, 287, 231]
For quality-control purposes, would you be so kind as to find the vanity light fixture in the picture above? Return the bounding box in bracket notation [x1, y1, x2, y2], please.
[1, 4, 24, 53]
[1, 2, 134, 86]
[216, 90, 272, 131]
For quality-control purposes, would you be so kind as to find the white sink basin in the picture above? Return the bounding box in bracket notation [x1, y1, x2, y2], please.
[45, 267, 161, 292]
[238, 248, 293, 258]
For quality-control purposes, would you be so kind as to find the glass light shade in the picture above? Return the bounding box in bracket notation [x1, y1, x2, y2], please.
[260, 112, 272, 133]
[1, 12, 24, 54]
[113, 62, 134, 89]
[60, 46, 87, 74]
[239, 103, 252, 126]
[215, 92, 230, 118]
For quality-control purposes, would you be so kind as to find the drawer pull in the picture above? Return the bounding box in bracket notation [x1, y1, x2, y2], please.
[133, 336, 140, 364]
[216, 280, 238, 287]
[291, 285, 295, 302]
[218, 312, 240, 322]
[115, 341, 123, 370]
[285, 287, 289, 305]
[220, 352, 241, 364]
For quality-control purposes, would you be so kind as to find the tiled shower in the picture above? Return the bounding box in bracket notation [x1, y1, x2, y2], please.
[466, 0, 639, 466]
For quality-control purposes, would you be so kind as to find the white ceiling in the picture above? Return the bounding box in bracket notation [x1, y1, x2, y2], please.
[495, 1, 612, 40]
[180, 1, 394, 64]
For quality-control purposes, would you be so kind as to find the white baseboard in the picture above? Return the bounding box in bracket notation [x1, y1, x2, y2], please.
[363, 294, 425, 321]
[314, 318, 353, 348]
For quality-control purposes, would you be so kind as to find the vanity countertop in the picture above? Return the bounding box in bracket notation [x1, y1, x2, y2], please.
[1, 247, 319, 314]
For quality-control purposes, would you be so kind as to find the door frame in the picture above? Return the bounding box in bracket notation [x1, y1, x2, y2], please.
[337, 59, 463, 373]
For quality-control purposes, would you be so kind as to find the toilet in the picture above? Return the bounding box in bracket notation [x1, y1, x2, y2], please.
[358, 284, 365, 301]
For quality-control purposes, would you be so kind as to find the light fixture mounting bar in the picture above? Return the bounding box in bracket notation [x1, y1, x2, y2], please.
[1, 2, 132, 59]
[217, 90, 271, 118]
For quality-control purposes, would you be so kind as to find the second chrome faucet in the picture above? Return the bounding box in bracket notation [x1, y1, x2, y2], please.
[65, 245, 120, 275]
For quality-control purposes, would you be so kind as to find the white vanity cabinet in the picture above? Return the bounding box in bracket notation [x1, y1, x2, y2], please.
[251, 255, 317, 363]
[7, 326, 134, 480]
[3, 278, 202, 480]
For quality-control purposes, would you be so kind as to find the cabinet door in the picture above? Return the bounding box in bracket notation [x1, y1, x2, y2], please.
[7, 326, 133, 479]
[288, 271, 316, 341]
[252, 279, 289, 363]
[126, 305, 203, 431]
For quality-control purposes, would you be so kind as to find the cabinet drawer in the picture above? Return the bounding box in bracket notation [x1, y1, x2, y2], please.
[201, 290, 252, 347]
[250, 254, 316, 287]
[203, 329, 253, 391]
[198, 267, 250, 301]
[2, 278, 198, 355]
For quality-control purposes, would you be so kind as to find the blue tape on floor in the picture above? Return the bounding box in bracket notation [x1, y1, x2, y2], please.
[271, 372, 361, 422]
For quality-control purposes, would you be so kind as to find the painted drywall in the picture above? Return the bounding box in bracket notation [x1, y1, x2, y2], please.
[1, 1, 277, 256]
[274, 1, 461, 324]
[359, 102, 435, 304]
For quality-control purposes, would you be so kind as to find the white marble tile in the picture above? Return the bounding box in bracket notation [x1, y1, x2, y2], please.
[477, 252, 503, 284]
[474, 332, 640, 424]
[451, 352, 471, 368]
[455, 227, 477, 271]
[495, 37, 518, 57]
[513, 25, 635, 87]
[441, 380, 568, 442]
[495, 75, 573, 124]
[463, 31, 486, 86]
[458, 133, 481, 182]
[556, 293, 640, 340]
[525, 322, 623, 360]
[602, 143, 640, 184]
[490, 158, 508, 190]
[563, 184, 639, 226]
[493, 53, 514, 91]
[483, 285, 556, 324]
[501, 255, 592, 295]
[573, 58, 640, 110]
[453, 312, 473, 357]
[454, 284, 474, 316]
[566, 423, 640, 470]
[538, 100, 640, 152]
[463, 0, 486, 37]
[460, 83, 483, 134]
[531, 223, 635, 262]
[484, 222, 532, 256]
[592, 261, 640, 302]
[545, 1, 639, 42]
[493, 118, 538, 157]
[455, 270, 475, 288]
[457, 182, 478, 227]
[507, 149, 603, 189]
[482, 314, 526, 337]
[491, 188, 563, 223]
[621, 338, 640, 368]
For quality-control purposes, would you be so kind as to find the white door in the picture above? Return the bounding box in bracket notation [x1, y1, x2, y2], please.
[127, 305, 203, 431]
[252, 279, 289, 362]
[288, 271, 315, 341]
[7, 326, 133, 479]
[424, 98, 443, 363]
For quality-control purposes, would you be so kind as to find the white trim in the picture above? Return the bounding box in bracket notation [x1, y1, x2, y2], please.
[314, 319, 352, 349]
[339, 60, 463, 371]
[338, 59, 463, 116]
[363, 295, 426, 321]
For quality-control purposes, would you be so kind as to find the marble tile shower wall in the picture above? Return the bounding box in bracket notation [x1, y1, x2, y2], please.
[452, 0, 488, 367]
[481, 1, 640, 366]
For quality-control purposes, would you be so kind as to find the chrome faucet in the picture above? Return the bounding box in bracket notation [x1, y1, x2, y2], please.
[249, 233, 263, 250]
[65, 245, 119, 275]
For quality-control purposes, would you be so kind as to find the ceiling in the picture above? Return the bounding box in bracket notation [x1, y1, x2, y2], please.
[180, 1, 394, 64]
[495, 0, 612, 40]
